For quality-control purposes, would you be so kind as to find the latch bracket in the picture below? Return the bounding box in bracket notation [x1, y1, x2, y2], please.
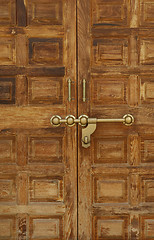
[82, 123, 96, 148]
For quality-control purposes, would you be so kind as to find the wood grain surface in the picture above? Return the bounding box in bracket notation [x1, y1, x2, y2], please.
[0, 0, 154, 239]
[78, 0, 154, 239]
[0, 0, 77, 239]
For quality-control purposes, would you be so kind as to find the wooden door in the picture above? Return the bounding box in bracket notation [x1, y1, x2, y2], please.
[0, 0, 77, 239]
[78, 0, 154, 239]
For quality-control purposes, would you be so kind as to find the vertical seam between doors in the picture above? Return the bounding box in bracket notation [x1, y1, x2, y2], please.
[76, 0, 79, 239]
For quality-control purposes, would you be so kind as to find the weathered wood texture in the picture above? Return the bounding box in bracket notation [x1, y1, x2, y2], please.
[78, 0, 154, 239]
[0, 0, 77, 239]
[1, 0, 154, 239]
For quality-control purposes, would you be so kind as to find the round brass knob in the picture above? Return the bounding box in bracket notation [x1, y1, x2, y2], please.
[125, 116, 132, 124]
[79, 115, 88, 126]
[50, 115, 61, 127]
[65, 115, 75, 127]
[67, 116, 74, 125]
[123, 114, 134, 126]
[80, 117, 87, 125]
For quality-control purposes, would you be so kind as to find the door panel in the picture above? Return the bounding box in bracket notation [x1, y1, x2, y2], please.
[0, 1, 77, 239]
[78, 0, 154, 239]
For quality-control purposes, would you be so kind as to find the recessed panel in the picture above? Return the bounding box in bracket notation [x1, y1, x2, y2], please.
[0, 37, 15, 65]
[92, 137, 127, 164]
[0, 0, 16, 25]
[141, 77, 154, 103]
[141, 175, 154, 203]
[27, 0, 63, 25]
[0, 136, 16, 164]
[0, 77, 15, 104]
[140, 0, 154, 26]
[0, 175, 16, 202]
[92, 38, 129, 66]
[141, 216, 154, 239]
[92, 0, 128, 26]
[29, 216, 63, 240]
[91, 76, 128, 105]
[29, 176, 63, 202]
[28, 77, 63, 105]
[28, 136, 63, 164]
[29, 38, 63, 65]
[0, 216, 16, 239]
[93, 175, 128, 203]
[93, 215, 129, 239]
[141, 136, 154, 163]
[140, 38, 154, 65]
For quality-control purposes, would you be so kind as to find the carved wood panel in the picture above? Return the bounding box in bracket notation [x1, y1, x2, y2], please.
[0, 0, 77, 239]
[78, 0, 154, 239]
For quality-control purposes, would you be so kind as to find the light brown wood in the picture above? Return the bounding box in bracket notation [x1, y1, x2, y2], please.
[0, 0, 77, 239]
[1, 1, 154, 239]
[78, 0, 154, 239]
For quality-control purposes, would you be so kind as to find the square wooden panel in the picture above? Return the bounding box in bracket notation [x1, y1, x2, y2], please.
[93, 215, 129, 239]
[27, 0, 63, 25]
[0, 0, 16, 26]
[140, 0, 154, 26]
[0, 37, 16, 65]
[92, 136, 127, 164]
[93, 174, 128, 204]
[140, 215, 154, 239]
[91, 75, 128, 106]
[140, 38, 154, 65]
[0, 215, 16, 239]
[141, 136, 154, 164]
[92, 0, 128, 26]
[140, 76, 154, 104]
[28, 136, 64, 164]
[29, 38, 63, 65]
[0, 175, 16, 202]
[29, 216, 63, 240]
[0, 77, 15, 104]
[140, 175, 154, 203]
[29, 176, 64, 202]
[92, 37, 129, 66]
[0, 136, 16, 165]
[28, 76, 63, 105]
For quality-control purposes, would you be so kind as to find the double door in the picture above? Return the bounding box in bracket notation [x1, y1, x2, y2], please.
[0, 0, 154, 239]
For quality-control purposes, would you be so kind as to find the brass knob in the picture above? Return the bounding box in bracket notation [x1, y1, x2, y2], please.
[65, 115, 75, 127]
[123, 114, 134, 126]
[50, 115, 61, 127]
[79, 115, 88, 127]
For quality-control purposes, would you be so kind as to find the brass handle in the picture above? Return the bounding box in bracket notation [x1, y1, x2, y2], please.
[50, 114, 134, 127]
[68, 79, 71, 102]
[83, 79, 86, 102]
[50, 114, 134, 148]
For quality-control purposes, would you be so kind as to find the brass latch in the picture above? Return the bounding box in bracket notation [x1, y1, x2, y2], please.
[50, 114, 134, 148]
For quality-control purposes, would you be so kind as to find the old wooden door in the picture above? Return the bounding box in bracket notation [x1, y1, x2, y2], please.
[1, 0, 154, 239]
[78, 0, 154, 239]
[0, 0, 77, 239]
